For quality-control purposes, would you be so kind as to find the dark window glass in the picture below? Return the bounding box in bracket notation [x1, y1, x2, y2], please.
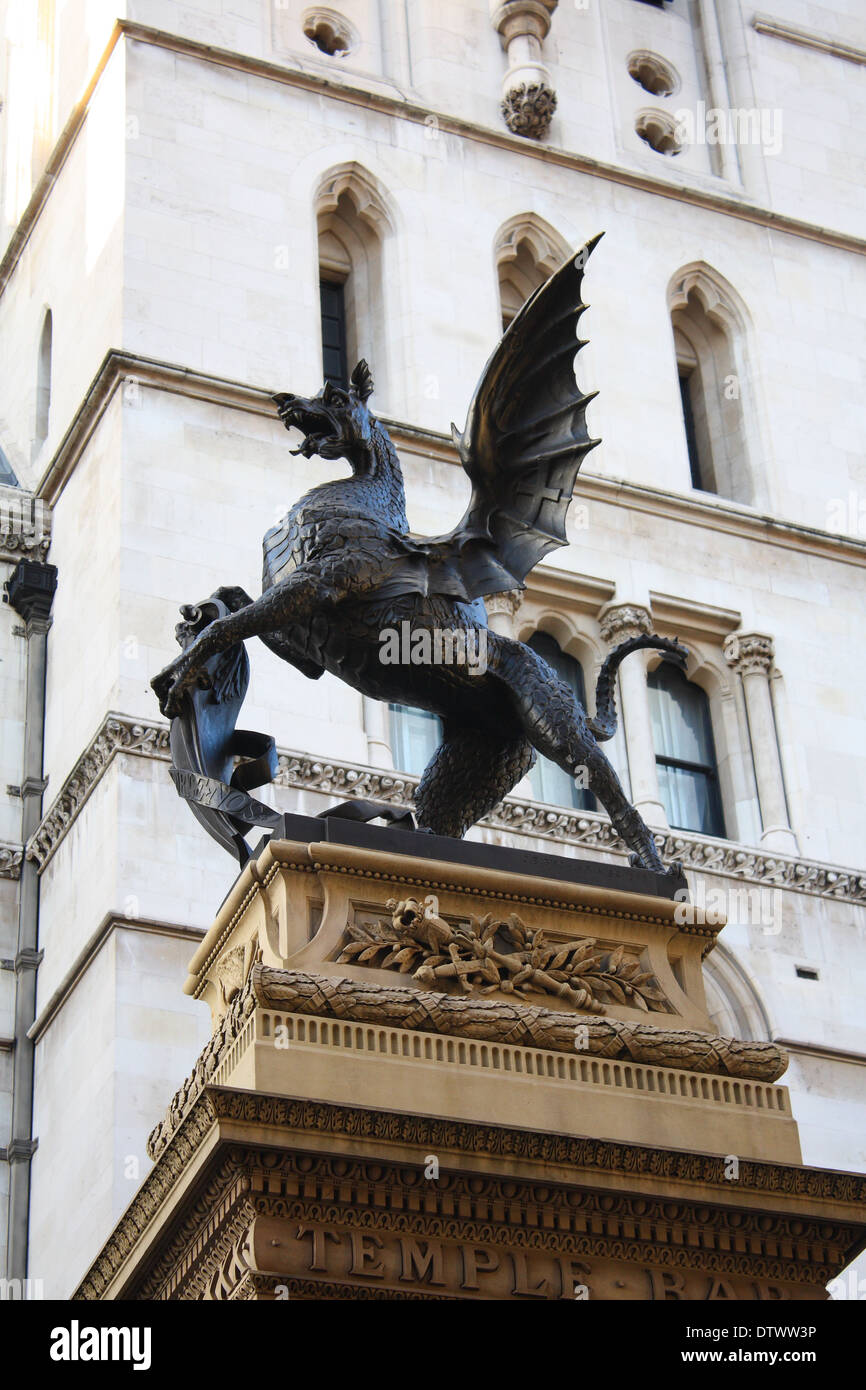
[319, 279, 348, 388]
[679, 371, 704, 490]
[527, 632, 595, 811]
[648, 661, 725, 837]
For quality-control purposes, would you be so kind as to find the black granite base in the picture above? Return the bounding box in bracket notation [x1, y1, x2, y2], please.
[253, 806, 686, 901]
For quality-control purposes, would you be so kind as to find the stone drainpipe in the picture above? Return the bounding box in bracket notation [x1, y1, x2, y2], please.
[2, 559, 56, 1281]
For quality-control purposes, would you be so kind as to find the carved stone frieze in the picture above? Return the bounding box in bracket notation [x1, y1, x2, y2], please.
[338, 896, 669, 1013]
[26, 712, 866, 903]
[0, 492, 51, 563]
[27, 716, 170, 869]
[75, 1085, 866, 1301]
[0, 842, 23, 880]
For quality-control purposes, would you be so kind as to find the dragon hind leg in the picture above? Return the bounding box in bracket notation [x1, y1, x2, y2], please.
[487, 633, 671, 875]
[414, 719, 535, 839]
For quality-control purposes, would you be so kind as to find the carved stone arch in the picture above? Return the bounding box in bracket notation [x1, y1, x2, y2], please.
[648, 640, 731, 702]
[314, 162, 396, 407]
[668, 262, 750, 338]
[495, 214, 572, 328]
[703, 941, 775, 1042]
[315, 161, 396, 239]
[667, 262, 761, 507]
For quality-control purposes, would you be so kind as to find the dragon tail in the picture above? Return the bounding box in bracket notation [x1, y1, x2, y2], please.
[587, 634, 688, 742]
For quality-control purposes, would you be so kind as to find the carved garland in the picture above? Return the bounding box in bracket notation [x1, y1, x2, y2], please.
[27, 713, 866, 904]
[339, 897, 670, 1012]
[146, 965, 788, 1164]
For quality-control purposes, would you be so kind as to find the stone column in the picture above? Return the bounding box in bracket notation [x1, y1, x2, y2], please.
[485, 589, 524, 639]
[599, 603, 668, 830]
[363, 696, 394, 770]
[724, 633, 797, 854]
[490, 0, 559, 140]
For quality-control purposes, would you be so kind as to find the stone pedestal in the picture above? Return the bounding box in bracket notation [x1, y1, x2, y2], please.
[74, 822, 866, 1300]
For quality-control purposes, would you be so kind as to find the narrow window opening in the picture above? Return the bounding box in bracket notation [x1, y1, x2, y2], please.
[678, 369, 705, 491]
[319, 279, 349, 389]
[34, 308, 52, 458]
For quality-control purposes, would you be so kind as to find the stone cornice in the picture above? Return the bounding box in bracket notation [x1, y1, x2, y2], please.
[752, 14, 866, 67]
[28, 912, 204, 1045]
[74, 1079, 866, 1298]
[85, 23, 866, 256]
[30, 712, 866, 905]
[1, 16, 864, 309]
[0, 842, 23, 880]
[34, 351, 866, 573]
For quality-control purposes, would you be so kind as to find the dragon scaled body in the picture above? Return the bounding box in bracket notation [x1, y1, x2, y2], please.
[153, 239, 686, 874]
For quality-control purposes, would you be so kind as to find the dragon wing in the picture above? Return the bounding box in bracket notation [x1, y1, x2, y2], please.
[407, 235, 602, 603]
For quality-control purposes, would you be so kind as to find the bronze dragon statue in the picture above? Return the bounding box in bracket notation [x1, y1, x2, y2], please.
[152, 237, 686, 874]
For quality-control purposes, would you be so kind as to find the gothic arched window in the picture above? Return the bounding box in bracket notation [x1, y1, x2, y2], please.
[495, 216, 570, 332]
[669, 265, 756, 505]
[527, 632, 594, 811]
[648, 661, 725, 837]
[316, 165, 392, 401]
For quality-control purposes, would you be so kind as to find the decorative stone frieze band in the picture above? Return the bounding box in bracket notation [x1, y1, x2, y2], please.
[76, 1082, 866, 1301]
[0, 490, 51, 563]
[0, 842, 23, 880]
[29, 713, 866, 904]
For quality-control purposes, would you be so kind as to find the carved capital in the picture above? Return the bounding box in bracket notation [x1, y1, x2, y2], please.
[484, 589, 524, 620]
[599, 603, 652, 648]
[724, 633, 774, 677]
[501, 81, 557, 139]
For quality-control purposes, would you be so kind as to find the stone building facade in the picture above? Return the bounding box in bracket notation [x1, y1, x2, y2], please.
[0, 0, 864, 1297]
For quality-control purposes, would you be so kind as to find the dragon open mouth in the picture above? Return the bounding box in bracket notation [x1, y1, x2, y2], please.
[278, 401, 340, 458]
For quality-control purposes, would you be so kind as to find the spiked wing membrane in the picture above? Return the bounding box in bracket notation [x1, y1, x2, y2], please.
[413, 236, 602, 602]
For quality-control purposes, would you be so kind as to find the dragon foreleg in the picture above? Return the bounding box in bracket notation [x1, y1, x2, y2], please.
[153, 569, 340, 717]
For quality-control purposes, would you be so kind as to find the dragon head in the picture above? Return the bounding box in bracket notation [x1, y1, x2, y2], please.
[272, 359, 375, 463]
